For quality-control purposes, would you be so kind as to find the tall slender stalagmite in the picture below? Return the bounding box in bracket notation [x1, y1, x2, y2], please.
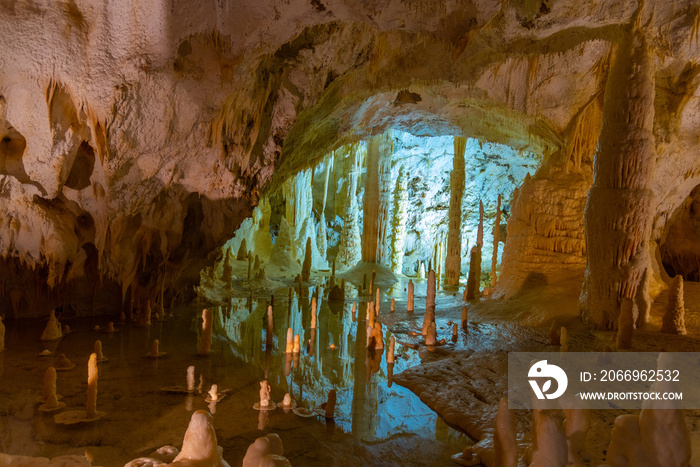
[662, 275, 687, 335]
[445, 136, 466, 286]
[302, 238, 312, 281]
[390, 166, 409, 274]
[362, 131, 392, 264]
[491, 194, 501, 288]
[422, 269, 436, 335]
[580, 28, 657, 329]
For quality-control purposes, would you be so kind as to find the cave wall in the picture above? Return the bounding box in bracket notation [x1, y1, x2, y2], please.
[0, 0, 698, 316]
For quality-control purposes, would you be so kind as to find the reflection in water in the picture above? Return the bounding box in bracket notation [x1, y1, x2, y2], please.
[215, 282, 465, 444]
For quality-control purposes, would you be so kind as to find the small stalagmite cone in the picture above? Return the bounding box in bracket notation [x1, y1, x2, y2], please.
[43, 367, 57, 402]
[461, 306, 468, 330]
[390, 298, 395, 312]
[293, 334, 300, 353]
[151, 339, 160, 356]
[94, 340, 105, 361]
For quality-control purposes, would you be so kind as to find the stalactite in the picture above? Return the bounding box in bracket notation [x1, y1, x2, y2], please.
[661, 275, 687, 335]
[362, 131, 392, 264]
[580, 29, 657, 330]
[491, 194, 501, 288]
[445, 136, 466, 287]
[390, 166, 409, 274]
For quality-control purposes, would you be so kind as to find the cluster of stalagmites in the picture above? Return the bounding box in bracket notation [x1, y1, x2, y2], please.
[455, 356, 691, 467]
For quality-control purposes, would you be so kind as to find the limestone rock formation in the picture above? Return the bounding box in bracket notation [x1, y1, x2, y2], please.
[661, 275, 687, 335]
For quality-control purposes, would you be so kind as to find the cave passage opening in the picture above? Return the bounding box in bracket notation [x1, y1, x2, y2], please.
[211, 129, 539, 295]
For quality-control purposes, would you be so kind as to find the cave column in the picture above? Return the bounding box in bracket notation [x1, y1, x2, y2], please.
[337, 145, 362, 271]
[362, 130, 392, 264]
[445, 136, 466, 286]
[580, 30, 656, 329]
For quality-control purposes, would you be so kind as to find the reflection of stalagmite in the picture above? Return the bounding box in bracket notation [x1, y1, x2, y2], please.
[302, 237, 312, 281]
[491, 194, 501, 288]
[407, 279, 414, 312]
[422, 270, 436, 335]
[466, 246, 481, 300]
[198, 309, 213, 356]
[390, 166, 409, 274]
[494, 398, 518, 467]
[445, 136, 466, 287]
[285, 328, 293, 353]
[362, 131, 392, 264]
[310, 296, 318, 329]
[662, 275, 687, 335]
[580, 30, 656, 330]
[266, 305, 273, 345]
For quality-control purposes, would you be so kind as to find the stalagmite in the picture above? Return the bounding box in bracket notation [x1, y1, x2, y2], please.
[452, 323, 458, 342]
[425, 322, 437, 345]
[422, 269, 436, 335]
[208, 384, 219, 402]
[390, 166, 409, 274]
[42, 367, 59, 402]
[375, 288, 380, 315]
[94, 340, 107, 362]
[368, 302, 375, 329]
[407, 279, 414, 312]
[530, 411, 568, 467]
[198, 308, 213, 356]
[171, 411, 232, 467]
[466, 246, 481, 300]
[387, 335, 395, 363]
[580, 29, 657, 330]
[445, 136, 466, 287]
[316, 156, 332, 265]
[39, 369, 64, 412]
[390, 298, 395, 312]
[292, 335, 300, 353]
[494, 398, 518, 467]
[256, 380, 274, 410]
[616, 298, 634, 350]
[86, 353, 98, 418]
[605, 354, 691, 467]
[367, 322, 384, 350]
[563, 404, 589, 466]
[461, 306, 468, 330]
[302, 237, 312, 282]
[285, 328, 293, 354]
[560, 327, 568, 352]
[149, 339, 167, 357]
[351, 301, 357, 317]
[661, 275, 687, 335]
[323, 389, 337, 419]
[40, 310, 62, 341]
[106, 322, 116, 333]
[491, 194, 501, 288]
[53, 353, 75, 370]
[242, 434, 289, 467]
